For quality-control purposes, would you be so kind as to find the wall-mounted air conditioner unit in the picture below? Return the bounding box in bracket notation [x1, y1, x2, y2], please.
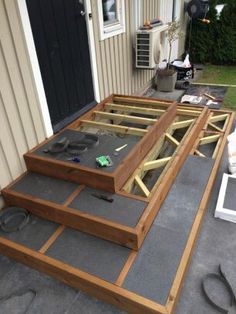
[136, 25, 168, 69]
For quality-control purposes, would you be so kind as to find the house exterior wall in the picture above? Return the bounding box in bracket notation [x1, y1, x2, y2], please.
[0, 0, 46, 205]
[91, 0, 186, 100]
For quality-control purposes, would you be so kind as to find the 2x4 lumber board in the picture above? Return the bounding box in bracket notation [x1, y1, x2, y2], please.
[24, 154, 116, 192]
[172, 119, 195, 130]
[208, 122, 223, 132]
[192, 82, 236, 88]
[63, 186, 85, 206]
[113, 95, 174, 107]
[166, 111, 235, 314]
[2, 189, 139, 250]
[105, 103, 165, 116]
[39, 225, 65, 254]
[115, 251, 138, 286]
[199, 134, 221, 145]
[143, 157, 172, 172]
[135, 107, 209, 248]
[0, 238, 167, 314]
[134, 175, 150, 197]
[112, 103, 177, 191]
[165, 133, 180, 146]
[176, 108, 201, 117]
[80, 120, 147, 136]
[195, 149, 206, 157]
[209, 113, 229, 123]
[94, 111, 156, 126]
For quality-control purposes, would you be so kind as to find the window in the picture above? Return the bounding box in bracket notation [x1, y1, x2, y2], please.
[98, 0, 125, 40]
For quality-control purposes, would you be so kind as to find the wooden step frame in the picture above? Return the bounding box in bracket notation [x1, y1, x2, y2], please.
[3, 102, 216, 250]
[0, 108, 234, 314]
[24, 95, 177, 193]
[4, 103, 209, 250]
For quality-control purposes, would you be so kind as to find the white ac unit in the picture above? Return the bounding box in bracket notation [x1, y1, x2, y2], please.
[136, 25, 168, 69]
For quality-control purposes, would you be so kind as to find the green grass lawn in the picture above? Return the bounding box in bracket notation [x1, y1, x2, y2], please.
[196, 65, 236, 110]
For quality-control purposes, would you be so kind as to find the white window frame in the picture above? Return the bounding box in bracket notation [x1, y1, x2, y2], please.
[215, 173, 236, 223]
[97, 0, 126, 40]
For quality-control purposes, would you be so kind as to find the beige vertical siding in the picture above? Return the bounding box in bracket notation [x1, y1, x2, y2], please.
[91, 0, 162, 99]
[91, 0, 186, 100]
[0, 0, 46, 205]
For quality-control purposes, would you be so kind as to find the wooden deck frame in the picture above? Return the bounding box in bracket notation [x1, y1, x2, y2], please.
[3, 105, 208, 250]
[122, 108, 206, 198]
[0, 94, 235, 314]
[192, 109, 232, 159]
[0, 109, 234, 314]
[24, 95, 176, 193]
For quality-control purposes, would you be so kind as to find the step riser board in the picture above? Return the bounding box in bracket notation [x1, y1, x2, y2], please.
[24, 96, 177, 193]
[2, 187, 141, 250]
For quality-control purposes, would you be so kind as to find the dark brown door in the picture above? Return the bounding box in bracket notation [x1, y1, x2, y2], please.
[26, 0, 95, 132]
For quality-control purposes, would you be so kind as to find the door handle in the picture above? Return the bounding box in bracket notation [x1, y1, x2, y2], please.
[80, 10, 86, 16]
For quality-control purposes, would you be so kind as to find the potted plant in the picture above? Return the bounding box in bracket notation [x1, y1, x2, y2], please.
[156, 20, 184, 92]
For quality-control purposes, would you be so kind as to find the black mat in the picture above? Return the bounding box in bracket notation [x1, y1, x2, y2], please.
[33, 129, 139, 173]
[223, 177, 236, 210]
[11, 172, 78, 204]
[69, 187, 146, 227]
[0, 215, 59, 250]
[46, 228, 131, 283]
[123, 155, 214, 304]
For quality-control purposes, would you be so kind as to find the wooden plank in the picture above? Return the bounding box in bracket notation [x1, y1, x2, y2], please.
[192, 82, 236, 88]
[208, 122, 223, 132]
[143, 157, 172, 171]
[39, 225, 65, 254]
[115, 251, 138, 286]
[63, 186, 85, 206]
[176, 109, 201, 117]
[199, 134, 221, 145]
[113, 95, 173, 107]
[165, 133, 180, 146]
[94, 111, 156, 125]
[194, 149, 206, 157]
[172, 119, 195, 130]
[134, 175, 150, 197]
[0, 238, 167, 314]
[80, 120, 147, 136]
[2, 189, 139, 250]
[165, 111, 235, 314]
[209, 114, 229, 123]
[105, 103, 165, 115]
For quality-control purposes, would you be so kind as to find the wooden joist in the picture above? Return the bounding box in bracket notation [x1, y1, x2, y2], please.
[143, 157, 172, 171]
[199, 134, 221, 145]
[94, 111, 157, 125]
[172, 119, 195, 130]
[80, 120, 148, 136]
[134, 175, 150, 197]
[105, 103, 165, 116]
[165, 133, 180, 146]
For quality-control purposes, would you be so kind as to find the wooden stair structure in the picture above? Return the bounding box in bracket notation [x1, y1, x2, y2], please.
[1, 95, 235, 314]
